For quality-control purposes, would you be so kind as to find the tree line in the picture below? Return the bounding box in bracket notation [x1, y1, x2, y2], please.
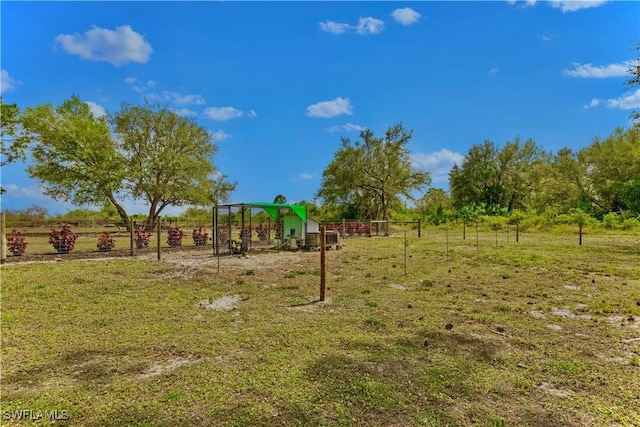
[1, 48, 638, 228]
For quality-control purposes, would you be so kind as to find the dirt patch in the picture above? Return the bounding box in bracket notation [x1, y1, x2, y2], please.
[551, 307, 592, 320]
[538, 382, 573, 398]
[198, 295, 242, 311]
[139, 357, 199, 379]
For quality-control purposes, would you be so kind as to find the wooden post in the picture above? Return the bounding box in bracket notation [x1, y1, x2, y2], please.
[157, 216, 161, 260]
[0, 212, 6, 263]
[320, 225, 326, 302]
[129, 218, 134, 256]
[579, 222, 583, 246]
[445, 225, 449, 262]
[463, 221, 466, 240]
[403, 230, 408, 276]
[417, 219, 421, 238]
[516, 222, 519, 243]
[476, 222, 479, 252]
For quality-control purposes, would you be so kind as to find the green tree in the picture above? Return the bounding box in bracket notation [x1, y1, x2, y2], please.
[316, 123, 431, 221]
[209, 173, 236, 205]
[273, 194, 287, 204]
[22, 96, 130, 226]
[529, 147, 592, 214]
[583, 127, 640, 214]
[416, 188, 452, 224]
[22, 96, 232, 231]
[0, 98, 30, 167]
[449, 137, 544, 212]
[113, 102, 228, 230]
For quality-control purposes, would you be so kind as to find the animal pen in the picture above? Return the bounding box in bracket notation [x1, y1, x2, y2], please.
[213, 202, 312, 255]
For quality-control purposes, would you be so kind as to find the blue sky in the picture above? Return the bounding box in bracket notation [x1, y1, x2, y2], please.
[1, 1, 638, 215]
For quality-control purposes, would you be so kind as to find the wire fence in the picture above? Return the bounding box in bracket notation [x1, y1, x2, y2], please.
[2, 213, 637, 269]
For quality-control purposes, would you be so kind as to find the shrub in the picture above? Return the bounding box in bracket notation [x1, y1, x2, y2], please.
[238, 226, 252, 241]
[96, 232, 116, 251]
[217, 225, 229, 244]
[167, 226, 186, 247]
[7, 229, 28, 256]
[134, 226, 151, 249]
[255, 224, 269, 240]
[49, 223, 78, 254]
[192, 227, 209, 246]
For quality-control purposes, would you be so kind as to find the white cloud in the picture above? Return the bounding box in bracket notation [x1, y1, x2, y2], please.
[326, 123, 366, 133]
[210, 129, 230, 141]
[1, 69, 21, 94]
[124, 77, 156, 93]
[85, 101, 107, 118]
[54, 25, 153, 66]
[411, 149, 464, 183]
[489, 68, 499, 74]
[548, 0, 608, 12]
[203, 106, 256, 121]
[174, 108, 197, 117]
[391, 8, 421, 26]
[319, 21, 351, 35]
[583, 98, 601, 109]
[508, 0, 607, 12]
[306, 97, 353, 118]
[163, 91, 205, 105]
[355, 17, 385, 35]
[563, 61, 630, 78]
[292, 172, 314, 181]
[605, 89, 640, 110]
[506, 0, 538, 9]
[145, 90, 205, 105]
[581, 89, 640, 111]
[319, 16, 384, 35]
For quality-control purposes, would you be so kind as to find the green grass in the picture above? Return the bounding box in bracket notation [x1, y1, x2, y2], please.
[2, 230, 640, 426]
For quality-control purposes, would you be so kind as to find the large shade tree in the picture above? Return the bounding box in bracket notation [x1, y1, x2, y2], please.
[23, 96, 232, 230]
[316, 123, 431, 221]
[449, 137, 544, 212]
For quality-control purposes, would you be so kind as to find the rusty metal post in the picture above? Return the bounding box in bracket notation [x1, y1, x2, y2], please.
[1, 212, 6, 263]
[130, 218, 134, 256]
[157, 216, 161, 260]
[320, 225, 326, 302]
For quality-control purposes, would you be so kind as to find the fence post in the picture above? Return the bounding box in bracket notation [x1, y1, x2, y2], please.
[157, 216, 162, 260]
[403, 230, 408, 276]
[0, 212, 6, 263]
[579, 222, 583, 246]
[129, 218, 134, 256]
[444, 223, 449, 262]
[320, 225, 326, 302]
[417, 220, 421, 238]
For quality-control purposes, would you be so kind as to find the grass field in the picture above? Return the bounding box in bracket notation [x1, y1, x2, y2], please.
[1, 231, 639, 426]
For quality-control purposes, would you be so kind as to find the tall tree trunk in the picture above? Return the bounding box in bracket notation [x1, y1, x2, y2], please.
[106, 194, 130, 232]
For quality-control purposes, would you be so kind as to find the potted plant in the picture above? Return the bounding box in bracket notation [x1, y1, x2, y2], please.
[192, 227, 209, 246]
[217, 225, 229, 245]
[49, 223, 79, 254]
[255, 224, 269, 241]
[7, 229, 28, 256]
[96, 232, 116, 251]
[238, 225, 252, 242]
[167, 226, 186, 247]
[134, 226, 151, 249]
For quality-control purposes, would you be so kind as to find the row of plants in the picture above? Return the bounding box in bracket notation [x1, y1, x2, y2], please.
[4, 224, 212, 256]
[216, 224, 282, 243]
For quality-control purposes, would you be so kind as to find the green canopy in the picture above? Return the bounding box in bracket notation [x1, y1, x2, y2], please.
[245, 202, 307, 223]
